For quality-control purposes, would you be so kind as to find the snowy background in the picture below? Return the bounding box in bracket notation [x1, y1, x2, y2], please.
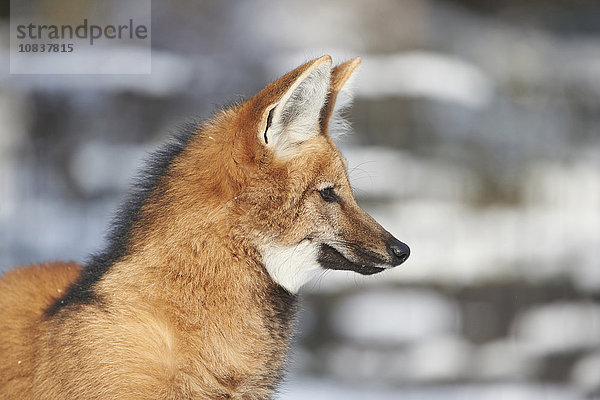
[1, 1, 599, 399]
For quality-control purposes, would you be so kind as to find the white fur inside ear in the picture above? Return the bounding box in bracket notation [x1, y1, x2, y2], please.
[329, 72, 357, 140]
[260, 241, 322, 294]
[265, 63, 331, 157]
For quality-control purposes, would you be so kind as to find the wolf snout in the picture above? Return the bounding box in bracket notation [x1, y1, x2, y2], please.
[387, 237, 410, 266]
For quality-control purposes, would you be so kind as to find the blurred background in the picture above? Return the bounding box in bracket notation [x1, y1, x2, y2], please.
[1, 0, 599, 398]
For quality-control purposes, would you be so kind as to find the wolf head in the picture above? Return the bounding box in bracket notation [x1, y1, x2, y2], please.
[163, 56, 409, 294]
[198, 55, 410, 293]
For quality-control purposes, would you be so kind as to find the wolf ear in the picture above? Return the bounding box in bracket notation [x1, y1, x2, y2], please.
[257, 56, 332, 157]
[319, 57, 361, 135]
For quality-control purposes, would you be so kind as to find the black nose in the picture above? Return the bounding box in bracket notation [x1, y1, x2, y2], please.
[388, 238, 410, 266]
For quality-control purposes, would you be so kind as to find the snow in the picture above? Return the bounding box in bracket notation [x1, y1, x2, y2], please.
[342, 146, 483, 203]
[473, 340, 539, 381]
[404, 335, 473, 382]
[571, 351, 600, 392]
[69, 141, 149, 196]
[331, 289, 459, 344]
[512, 302, 600, 356]
[356, 52, 494, 109]
[277, 378, 583, 400]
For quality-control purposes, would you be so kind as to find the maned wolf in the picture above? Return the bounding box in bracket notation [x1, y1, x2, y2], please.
[0, 56, 410, 399]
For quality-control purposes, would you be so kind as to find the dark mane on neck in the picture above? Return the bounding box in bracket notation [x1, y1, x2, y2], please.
[45, 122, 200, 317]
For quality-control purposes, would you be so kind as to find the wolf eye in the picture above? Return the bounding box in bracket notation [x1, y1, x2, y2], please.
[319, 187, 339, 203]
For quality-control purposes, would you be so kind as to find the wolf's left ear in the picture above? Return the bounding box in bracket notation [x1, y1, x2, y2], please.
[257, 56, 332, 157]
[320, 57, 361, 134]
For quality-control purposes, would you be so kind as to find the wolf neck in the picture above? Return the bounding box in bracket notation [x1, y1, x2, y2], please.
[102, 223, 297, 330]
[99, 127, 298, 327]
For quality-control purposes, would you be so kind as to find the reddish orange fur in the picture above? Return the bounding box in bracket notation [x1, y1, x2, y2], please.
[0, 56, 406, 399]
[0, 262, 82, 396]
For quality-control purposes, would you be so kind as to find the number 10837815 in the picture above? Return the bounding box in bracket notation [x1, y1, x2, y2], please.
[18, 43, 74, 53]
